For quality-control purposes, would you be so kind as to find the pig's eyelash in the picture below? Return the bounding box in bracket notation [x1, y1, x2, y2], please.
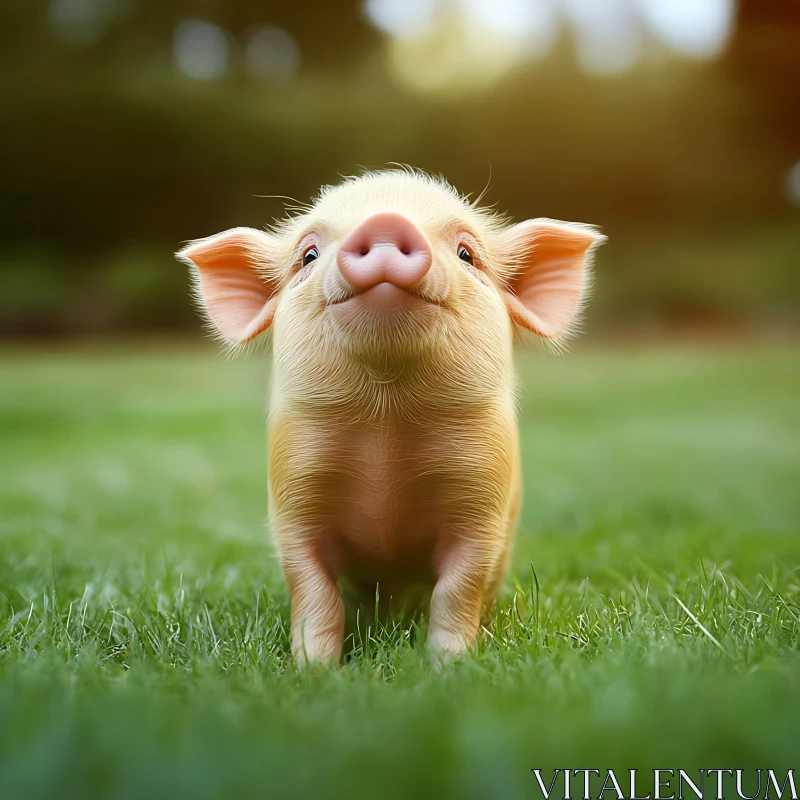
[463, 260, 490, 286]
[290, 261, 315, 287]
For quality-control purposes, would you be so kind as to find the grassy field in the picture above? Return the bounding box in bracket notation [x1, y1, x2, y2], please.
[0, 341, 798, 799]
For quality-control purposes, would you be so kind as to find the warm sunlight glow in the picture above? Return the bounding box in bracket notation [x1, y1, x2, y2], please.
[638, 0, 734, 59]
[365, 0, 436, 39]
[387, 20, 523, 95]
[462, 0, 557, 56]
[364, 0, 736, 91]
[564, 0, 642, 75]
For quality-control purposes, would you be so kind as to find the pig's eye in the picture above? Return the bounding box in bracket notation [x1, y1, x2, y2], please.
[302, 246, 320, 267]
[457, 245, 474, 265]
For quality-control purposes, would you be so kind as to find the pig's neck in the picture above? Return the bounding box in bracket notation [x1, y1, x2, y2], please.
[272, 354, 515, 423]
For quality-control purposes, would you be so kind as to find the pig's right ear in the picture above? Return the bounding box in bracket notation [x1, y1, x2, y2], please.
[177, 227, 282, 344]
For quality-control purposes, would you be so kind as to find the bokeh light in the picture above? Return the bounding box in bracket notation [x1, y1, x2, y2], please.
[363, 0, 736, 90]
[49, 0, 128, 47]
[364, 0, 436, 39]
[564, 0, 642, 76]
[785, 162, 800, 207]
[245, 26, 301, 83]
[637, 0, 734, 59]
[173, 19, 231, 81]
[462, 0, 557, 56]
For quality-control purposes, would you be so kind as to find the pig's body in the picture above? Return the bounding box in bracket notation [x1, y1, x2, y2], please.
[268, 316, 520, 658]
[179, 170, 604, 665]
[269, 382, 520, 599]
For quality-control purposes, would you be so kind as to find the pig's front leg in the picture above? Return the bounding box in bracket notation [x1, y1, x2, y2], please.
[283, 548, 345, 668]
[428, 539, 494, 661]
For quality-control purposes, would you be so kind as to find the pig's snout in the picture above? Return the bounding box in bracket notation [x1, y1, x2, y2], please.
[337, 213, 432, 292]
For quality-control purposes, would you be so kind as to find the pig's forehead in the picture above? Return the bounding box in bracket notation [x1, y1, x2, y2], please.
[289, 173, 496, 240]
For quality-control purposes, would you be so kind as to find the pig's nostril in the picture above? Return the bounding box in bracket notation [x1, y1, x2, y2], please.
[337, 213, 432, 291]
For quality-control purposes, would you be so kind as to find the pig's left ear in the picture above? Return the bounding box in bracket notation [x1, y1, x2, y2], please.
[177, 227, 283, 344]
[497, 219, 606, 340]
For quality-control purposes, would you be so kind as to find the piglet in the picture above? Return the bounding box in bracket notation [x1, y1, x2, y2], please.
[178, 170, 605, 666]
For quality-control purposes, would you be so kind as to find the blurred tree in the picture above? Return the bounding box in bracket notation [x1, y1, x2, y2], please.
[725, 0, 800, 155]
[0, 0, 797, 336]
[0, 0, 377, 72]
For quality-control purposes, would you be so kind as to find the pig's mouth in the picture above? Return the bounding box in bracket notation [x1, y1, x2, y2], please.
[327, 282, 442, 310]
[324, 279, 447, 349]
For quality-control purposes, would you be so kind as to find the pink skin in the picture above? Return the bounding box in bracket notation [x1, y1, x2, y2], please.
[331, 213, 433, 314]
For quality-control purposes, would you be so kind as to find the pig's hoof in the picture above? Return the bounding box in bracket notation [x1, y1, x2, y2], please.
[293, 654, 338, 673]
[427, 632, 470, 670]
[292, 647, 340, 671]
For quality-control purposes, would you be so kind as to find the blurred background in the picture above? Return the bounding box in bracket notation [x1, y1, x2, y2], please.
[0, 0, 798, 340]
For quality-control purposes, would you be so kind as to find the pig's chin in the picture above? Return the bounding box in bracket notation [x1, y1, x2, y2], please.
[326, 282, 441, 343]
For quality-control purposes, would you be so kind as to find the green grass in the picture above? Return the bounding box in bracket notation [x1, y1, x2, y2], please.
[1, 341, 798, 799]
